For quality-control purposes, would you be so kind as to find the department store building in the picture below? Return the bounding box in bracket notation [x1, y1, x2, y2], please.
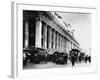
[23, 10, 80, 54]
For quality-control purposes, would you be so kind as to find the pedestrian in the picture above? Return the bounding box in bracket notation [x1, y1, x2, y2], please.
[88, 56, 91, 63]
[70, 56, 75, 67]
[85, 55, 88, 63]
[79, 56, 81, 63]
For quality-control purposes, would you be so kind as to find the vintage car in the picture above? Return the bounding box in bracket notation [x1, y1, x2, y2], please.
[33, 50, 48, 64]
[23, 47, 48, 66]
[84, 55, 91, 63]
[52, 51, 68, 65]
[78, 52, 85, 62]
[69, 49, 80, 63]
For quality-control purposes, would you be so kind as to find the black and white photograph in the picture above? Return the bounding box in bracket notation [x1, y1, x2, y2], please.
[11, 2, 97, 78]
[23, 10, 91, 69]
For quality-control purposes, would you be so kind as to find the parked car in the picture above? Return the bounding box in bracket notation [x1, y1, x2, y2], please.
[69, 49, 80, 63]
[52, 51, 68, 65]
[33, 50, 48, 64]
[23, 47, 48, 66]
[55, 58, 67, 64]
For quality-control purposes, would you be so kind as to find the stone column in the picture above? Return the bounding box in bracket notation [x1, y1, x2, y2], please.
[24, 20, 29, 48]
[49, 27, 52, 49]
[57, 33, 59, 50]
[67, 40, 70, 52]
[71, 42, 73, 49]
[53, 30, 55, 49]
[65, 39, 67, 52]
[62, 36, 64, 51]
[35, 20, 42, 48]
[64, 39, 66, 52]
[69, 41, 71, 50]
[44, 23, 47, 49]
[60, 35, 61, 50]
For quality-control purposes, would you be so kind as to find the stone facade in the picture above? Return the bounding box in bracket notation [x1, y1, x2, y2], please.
[23, 10, 80, 54]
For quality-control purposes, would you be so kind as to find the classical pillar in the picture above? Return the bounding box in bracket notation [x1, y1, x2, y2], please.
[64, 39, 66, 51]
[24, 20, 29, 48]
[60, 35, 61, 50]
[67, 40, 70, 51]
[44, 23, 47, 48]
[71, 42, 73, 49]
[69, 41, 71, 50]
[49, 27, 52, 49]
[61, 36, 62, 50]
[57, 33, 59, 50]
[62, 37, 64, 51]
[53, 30, 55, 49]
[66, 41, 68, 52]
[35, 20, 42, 48]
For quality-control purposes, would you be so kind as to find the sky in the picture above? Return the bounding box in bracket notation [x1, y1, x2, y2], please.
[57, 12, 91, 52]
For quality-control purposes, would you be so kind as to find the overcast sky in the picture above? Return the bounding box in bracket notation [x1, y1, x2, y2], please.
[57, 12, 91, 51]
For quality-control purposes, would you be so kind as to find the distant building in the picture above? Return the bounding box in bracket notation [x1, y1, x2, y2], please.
[23, 10, 80, 53]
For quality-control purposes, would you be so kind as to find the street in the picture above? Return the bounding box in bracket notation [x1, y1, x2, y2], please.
[23, 61, 91, 69]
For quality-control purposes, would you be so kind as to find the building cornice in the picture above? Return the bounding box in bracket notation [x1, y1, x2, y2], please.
[46, 11, 79, 46]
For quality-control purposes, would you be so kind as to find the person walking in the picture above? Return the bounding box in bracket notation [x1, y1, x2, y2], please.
[70, 55, 76, 67]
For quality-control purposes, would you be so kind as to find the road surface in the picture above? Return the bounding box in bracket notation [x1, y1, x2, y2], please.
[23, 61, 91, 69]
